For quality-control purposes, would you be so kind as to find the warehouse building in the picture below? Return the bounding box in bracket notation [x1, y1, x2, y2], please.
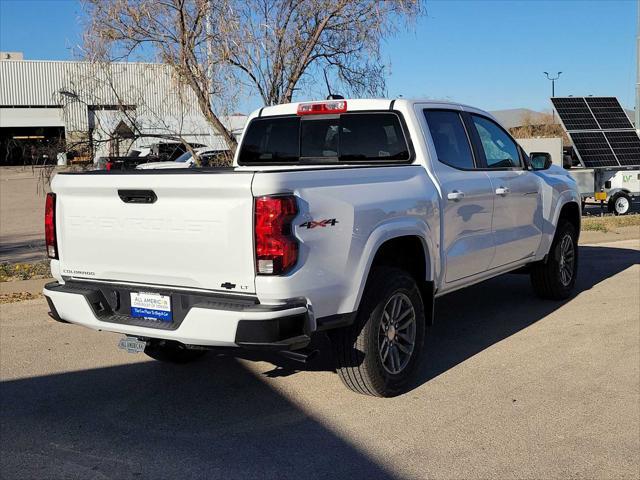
[0, 54, 245, 165]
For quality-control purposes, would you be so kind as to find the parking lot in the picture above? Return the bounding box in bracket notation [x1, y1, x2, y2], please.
[0, 167, 50, 264]
[1, 227, 638, 478]
[1, 0, 639, 477]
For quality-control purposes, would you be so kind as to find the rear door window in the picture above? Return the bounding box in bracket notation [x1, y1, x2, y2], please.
[424, 110, 475, 169]
[238, 113, 410, 164]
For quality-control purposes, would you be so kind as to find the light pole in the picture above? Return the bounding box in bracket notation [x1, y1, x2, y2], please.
[636, 0, 640, 135]
[544, 71, 562, 123]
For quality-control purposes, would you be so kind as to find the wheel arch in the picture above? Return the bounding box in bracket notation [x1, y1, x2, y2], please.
[558, 200, 581, 236]
[537, 191, 581, 260]
[348, 225, 436, 326]
[607, 188, 632, 198]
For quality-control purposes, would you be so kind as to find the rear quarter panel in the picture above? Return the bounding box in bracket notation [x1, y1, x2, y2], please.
[251, 166, 439, 318]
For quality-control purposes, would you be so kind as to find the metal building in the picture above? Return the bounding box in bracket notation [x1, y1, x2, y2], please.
[0, 55, 245, 165]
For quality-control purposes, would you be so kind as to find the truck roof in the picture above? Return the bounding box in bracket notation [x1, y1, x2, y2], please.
[255, 98, 494, 120]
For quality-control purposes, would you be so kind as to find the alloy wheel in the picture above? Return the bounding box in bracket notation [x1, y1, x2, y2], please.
[558, 234, 575, 286]
[378, 292, 417, 375]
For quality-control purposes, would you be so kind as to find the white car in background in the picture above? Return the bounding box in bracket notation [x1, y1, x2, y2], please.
[136, 147, 229, 169]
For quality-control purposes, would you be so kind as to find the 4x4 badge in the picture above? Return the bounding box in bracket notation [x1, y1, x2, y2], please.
[299, 219, 339, 229]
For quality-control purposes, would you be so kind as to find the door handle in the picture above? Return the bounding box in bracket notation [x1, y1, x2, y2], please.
[495, 187, 510, 196]
[447, 190, 465, 201]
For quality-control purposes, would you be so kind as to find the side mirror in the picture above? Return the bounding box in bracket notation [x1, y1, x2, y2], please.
[529, 152, 552, 171]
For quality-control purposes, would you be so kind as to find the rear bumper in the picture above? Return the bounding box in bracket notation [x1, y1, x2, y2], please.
[43, 281, 311, 350]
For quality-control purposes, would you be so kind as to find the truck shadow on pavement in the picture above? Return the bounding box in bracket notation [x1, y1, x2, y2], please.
[245, 243, 639, 388]
[0, 355, 395, 479]
[0, 244, 636, 479]
[419, 244, 639, 387]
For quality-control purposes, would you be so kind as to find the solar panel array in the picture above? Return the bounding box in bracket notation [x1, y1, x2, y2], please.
[551, 96, 639, 168]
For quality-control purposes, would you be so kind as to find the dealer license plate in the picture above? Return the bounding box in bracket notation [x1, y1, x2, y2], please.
[130, 292, 172, 322]
[118, 336, 147, 353]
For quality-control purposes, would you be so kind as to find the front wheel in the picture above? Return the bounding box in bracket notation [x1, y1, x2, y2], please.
[332, 267, 426, 397]
[530, 220, 578, 300]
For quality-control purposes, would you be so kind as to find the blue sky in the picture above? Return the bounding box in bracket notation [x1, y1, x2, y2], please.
[0, 0, 637, 113]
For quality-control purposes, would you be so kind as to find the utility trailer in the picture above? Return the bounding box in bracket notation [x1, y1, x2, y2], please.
[569, 166, 639, 214]
[549, 97, 640, 215]
[518, 135, 639, 215]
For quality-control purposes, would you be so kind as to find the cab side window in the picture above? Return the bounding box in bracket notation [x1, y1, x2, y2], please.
[424, 110, 475, 169]
[471, 115, 521, 168]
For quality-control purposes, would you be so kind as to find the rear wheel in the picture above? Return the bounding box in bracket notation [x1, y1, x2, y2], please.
[608, 192, 631, 215]
[144, 340, 208, 364]
[332, 267, 426, 397]
[530, 220, 578, 300]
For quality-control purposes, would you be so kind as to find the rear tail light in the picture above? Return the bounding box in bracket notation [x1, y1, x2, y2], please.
[45, 193, 58, 259]
[254, 195, 298, 275]
[105, 161, 113, 171]
[297, 100, 347, 115]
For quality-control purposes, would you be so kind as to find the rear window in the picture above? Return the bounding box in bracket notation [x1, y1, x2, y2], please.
[238, 113, 410, 164]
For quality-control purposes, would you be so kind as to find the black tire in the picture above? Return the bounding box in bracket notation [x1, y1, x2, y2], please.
[530, 220, 578, 300]
[144, 340, 208, 364]
[608, 192, 631, 216]
[332, 267, 426, 397]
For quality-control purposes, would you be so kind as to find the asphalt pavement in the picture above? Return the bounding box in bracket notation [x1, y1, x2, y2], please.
[0, 238, 639, 479]
[0, 167, 51, 264]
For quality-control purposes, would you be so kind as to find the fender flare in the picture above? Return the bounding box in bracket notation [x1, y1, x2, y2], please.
[553, 190, 582, 226]
[607, 188, 632, 198]
[538, 190, 581, 258]
[340, 218, 436, 313]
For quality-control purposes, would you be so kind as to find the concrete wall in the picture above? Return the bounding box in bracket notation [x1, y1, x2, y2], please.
[517, 137, 564, 167]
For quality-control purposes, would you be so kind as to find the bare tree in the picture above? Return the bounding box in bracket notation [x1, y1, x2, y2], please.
[222, 0, 422, 105]
[83, 0, 422, 155]
[84, 0, 239, 150]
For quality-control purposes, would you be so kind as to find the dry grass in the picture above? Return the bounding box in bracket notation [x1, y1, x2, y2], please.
[0, 292, 43, 304]
[582, 214, 640, 233]
[0, 261, 51, 282]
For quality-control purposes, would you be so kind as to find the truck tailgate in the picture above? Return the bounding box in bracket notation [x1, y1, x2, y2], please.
[52, 171, 256, 294]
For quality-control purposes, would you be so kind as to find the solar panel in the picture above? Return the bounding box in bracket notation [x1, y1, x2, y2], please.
[605, 131, 640, 167]
[585, 97, 634, 130]
[551, 97, 599, 131]
[568, 132, 619, 167]
[552, 96, 638, 168]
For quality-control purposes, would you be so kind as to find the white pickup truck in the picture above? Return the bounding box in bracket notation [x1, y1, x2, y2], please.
[44, 99, 581, 397]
